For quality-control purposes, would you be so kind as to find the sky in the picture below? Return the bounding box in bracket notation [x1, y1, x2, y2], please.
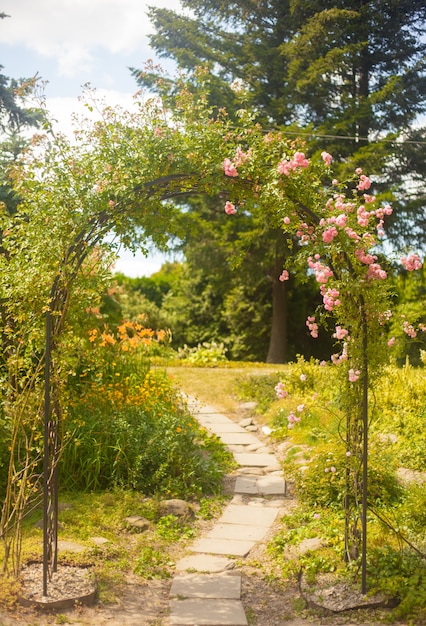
[0, 0, 185, 276]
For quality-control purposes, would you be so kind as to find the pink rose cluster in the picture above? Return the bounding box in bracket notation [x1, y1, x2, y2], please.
[274, 382, 288, 399]
[277, 151, 309, 176]
[348, 368, 361, 382]
[401, 253, 422, 271]
[321, 286, 341, 311]
[224, 201, 237, 215]
[321, 151, 333, 166]
[223, 147, 252, 178]
[333, 325, 349, 340]
[287, 411, 301, 429]
[223, 148, 253, 212]
[306, 315, 318, 338]
[308, 255, 333, 284]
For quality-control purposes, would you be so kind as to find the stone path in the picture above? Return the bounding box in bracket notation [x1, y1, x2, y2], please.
[169, 398, 289, 626]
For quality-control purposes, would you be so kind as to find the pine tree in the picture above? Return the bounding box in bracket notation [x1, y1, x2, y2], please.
[131, 1, 426, 362]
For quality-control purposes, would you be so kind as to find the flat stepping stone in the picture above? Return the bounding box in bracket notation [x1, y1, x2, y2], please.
[57, 540, 86, 553]
[218, 504, 278, 527]
[207, 422, 247, 433]
[207, 523, 268, 542]
[171, 573, 241, 599]
[191, 538, 255, 557]
[233, 452, 280, 469]
[235, 475, 286, 496]
[217, 432, 260, 445]
[197, 413, 233, 424]
[175, 554, 234, 573]
[170, 598, 248, 625]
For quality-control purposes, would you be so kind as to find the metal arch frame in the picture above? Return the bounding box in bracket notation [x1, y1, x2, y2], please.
[41, 177, 370, 595]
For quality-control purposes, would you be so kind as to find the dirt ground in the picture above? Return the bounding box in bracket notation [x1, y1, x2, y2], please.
[0, 569, 400, 626]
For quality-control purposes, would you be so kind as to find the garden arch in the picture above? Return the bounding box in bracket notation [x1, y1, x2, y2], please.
[0, 84, 401, 597]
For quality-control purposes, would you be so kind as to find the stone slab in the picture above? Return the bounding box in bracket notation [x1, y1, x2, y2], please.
[233, 453, 280, 469]
[170, 598, 248, 625]
[234, 476, 258, 494]
[207, 423, 248, 433]
[191, 538, 255, 557]
[256, 475, 285, 495]
[218, 504, 278, 527]
[170, 573, 241, 599]
[57, 540, 86, 553]
[256, 475, 286, 495]
[217, 432, 260, 445]
[175, 554, 234, 573]
[197, 414, 234, 424]
[207, 523, 268, 542]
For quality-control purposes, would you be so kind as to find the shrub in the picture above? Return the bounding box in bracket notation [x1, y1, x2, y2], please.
[61, 371, 233, 496]
[177, 342, 228, 365]
[293, 441, 402, 510]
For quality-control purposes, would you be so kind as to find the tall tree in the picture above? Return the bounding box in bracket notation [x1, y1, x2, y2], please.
[1, 12, 42, 212]
[132, 0, 426, 361]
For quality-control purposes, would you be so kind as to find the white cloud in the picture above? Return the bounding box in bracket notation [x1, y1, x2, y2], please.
[2, 0, 184, 78]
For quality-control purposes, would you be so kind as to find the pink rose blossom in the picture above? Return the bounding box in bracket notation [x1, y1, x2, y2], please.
[322, 226, 338, 243]
[333, 326, 349, 340]
[367, 263, 387, 280]
[348, 369, 361, 382]
[279, 269, 289, 281]
[306, 316, 319, 338]
[401, 254, 422, 271]
[335, 214, 347, 227]
[274, 382, 288, 399]
[403, 321, 417, 338]
[223, 158, 238, 177]
[283, 216, 291, 225]
[321, 151, 333, 166]
[234, 147, 252, 166]
[224, 201, 237, 215]
[387, 337, 395, 347]
[364, 194, 376, 204]
[357, 174, 371, 191]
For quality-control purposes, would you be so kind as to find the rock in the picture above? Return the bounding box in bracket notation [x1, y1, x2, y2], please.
[239, 402, 257, 411]
[297, 537, 324, 554]
[378, 433, 398, 444]
[125, 516, 151, 530]
[256, 446, 272, 454]
[159, 499, 195, 518]
[397, 467, 426, 485]
[239, 417, 254, 427]
[277, 441, 293, 454]
[90, 536, 110, 546]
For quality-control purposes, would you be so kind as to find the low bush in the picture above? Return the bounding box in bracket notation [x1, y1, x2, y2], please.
[59, 321, 234, 496]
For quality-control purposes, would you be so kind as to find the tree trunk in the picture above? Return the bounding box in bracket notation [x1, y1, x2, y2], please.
[266, 275, 288, 363]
